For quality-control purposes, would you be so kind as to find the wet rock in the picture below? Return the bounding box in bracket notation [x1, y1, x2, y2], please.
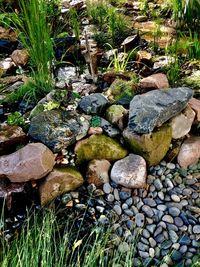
[75, 134, 128, 164]
[139, 73, 169, 91]
[0, 125, 27, 155]
[11, 49, 29, 66]
[39, 166, 83, 206]
[170, 105, 195, 139]
[86, 159, 111, 187]
[29, 110, 89, 152]
[110, 154, 147, 188]
[123, 124, 172, 166]
[188, 97, 200, 121]
[128, 87, 193, 134]
[106, 105, 128, 130]
[177, 136, 200, 168]
[0, 143, 55, 182]
[78, 93, 108, 115]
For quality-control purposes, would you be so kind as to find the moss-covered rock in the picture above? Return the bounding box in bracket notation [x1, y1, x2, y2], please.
[75, 134, 128, 164]
[106, 105, 128, 130]
[39, 166, 84, 206]
[123, 124, 172, 166]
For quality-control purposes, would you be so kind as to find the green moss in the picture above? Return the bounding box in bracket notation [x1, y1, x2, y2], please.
[54, 166, 83, 181]
[75, 134, 128, 164]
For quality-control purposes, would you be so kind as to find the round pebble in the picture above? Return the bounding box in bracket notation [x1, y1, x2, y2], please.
[103, 183, 112, 194]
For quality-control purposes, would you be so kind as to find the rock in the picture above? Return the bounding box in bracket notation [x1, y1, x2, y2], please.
[135, 15, 148, 22]
[106, 105, 128, 130]
[39, 166, 84, 205]
[139, 73, 169, 91]
[177, 137, 200, 168]
[88, 127, 103, 135]
[86, 159, 111, 187]
[103, 183, 112, 194]
[123, 124, 172, 166]
[168, 207, 180, 217]
[170, 105, 195, 139]
[135, 213, 145, 227]
[188, 97, 200, 121]
[0, 143, 55, 182]
[193, 225, 200, 234]
[128, 87, 193, 134]
[153, 55, 175, 70]
[113, 204, 122, 216]
[100, 118, 121, 138]
[78, 93, 108, 115]
[72, 82, 97, 96]
[75, 134, 128, 164]
[0, 125, 27, 155]
[136, 50, 152, 65]
[0, 58, 14, 77]
[121, 35, 140, 51]
[110, 154, 147, 188]
[162, 215, 174, 224]
[28, 110, 90, 152]
[11, 49, 29, 66]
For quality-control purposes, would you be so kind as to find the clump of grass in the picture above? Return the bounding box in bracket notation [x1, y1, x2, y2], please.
[69, 8, 81, 40]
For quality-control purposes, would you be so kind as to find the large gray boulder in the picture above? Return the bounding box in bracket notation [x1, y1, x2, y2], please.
[128, 87, 193, 134]
[28, 110, 90, 152]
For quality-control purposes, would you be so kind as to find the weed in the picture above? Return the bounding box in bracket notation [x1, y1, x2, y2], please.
[69, 8, 81, 40]
[139, 0, 149, 16]
[166, 57, 181, 87]
[90, 115, 101, 127]
[7, 111, 25, 126]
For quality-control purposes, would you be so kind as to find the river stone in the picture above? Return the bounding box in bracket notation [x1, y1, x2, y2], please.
[110, 154, 147, 188]
[75, 134, 128, 164]
[123, 124, 172, 166]
[177, 136, 200, 168]
[128, 87, 193, 134]
[86, 159, 111, 187]
[28, 110, 90, 152]
[78, 93, 108, 115]
[0, 143, 55, 182]
[39, 166, 84, 205]
[106, 104, 128, 130]
[170, 105, 195, 139]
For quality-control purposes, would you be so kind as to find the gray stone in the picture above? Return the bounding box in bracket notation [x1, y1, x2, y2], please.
[128, 87, 193, 134]
[141, 205, 154, 218]
[169, 230, 178, 243]
[146, 224, 156, 234]
[171, 194, 181, 202]
[103, 183, 112, 194]
[118, 242, 130, 253]
[193, 225, 200, 234]
[113, 205, 122, 216]
[111, 154, 147, 188]
[154, 178, 163, 190]
[28, 110, 89, 152]
[135, 213, 145, 227]
[162, 215, 174, 224]
[168, 207, 181, 217]
[78, 93, 108, 115]
[149, 237, 157, 247]
[174, 217, 184, 227]
[143, 198, 156, 207]
[171, 251, 182, 262]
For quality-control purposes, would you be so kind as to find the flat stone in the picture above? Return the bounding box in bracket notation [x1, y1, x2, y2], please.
[128, 87, 193, 134]
[39, 166, 84, 205]
[162, 215, 174, 224]
[142, 205, 154, 218]
[0, 143, 55, 182]
[168, 207, 181, 217]
[11, 49, 29, 65]
[139, 73, 169, 91]
[111, 154, 147, 188]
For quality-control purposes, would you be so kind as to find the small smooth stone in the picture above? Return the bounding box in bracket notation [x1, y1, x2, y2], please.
[168, 207, 181, 217]
[171, 194, 181, 202]
[103, 183, 112, 194]
[143, 198, 156, 207]
[158, 205, 167, 212]
[167, 163, 176, 170]
[114, 189, 120, 201]
[182, 188, 192, 196]
[146, 224, 157, 234]
[138, 251, 149, 259]
[154, 226, 163, 237]
[192, 240, 200, 247]
[133, 258, 142, 267]
[162, 215, 174, 224]
[113, 205, 122, 216]
[171, 251, 182, 262]
[122, 203, 128, 210]
[179, 235, 191, 246]
[149, 237, 156, 248]
[138, 242, 149, 252]
[174, 176, 183, 184]
[158, 191, 164, 200]
[160, 264, 168, 267]
[149, 248, 155, 258]
[131, 205, 139, 215]
[180, 199, 189, 207]
[155, 234, 165, 243]
[185, 259, 192, 266]
[172, 243, 180, 250]
[169, 230, 179, 243]
[174, 217, 184, 227]
[143, 229, 150, 239]
[124, 209, 134, 217]
[161, 240, 172, 250]
[135, 213, 145, 227]
[127, 220, 134, 230]
[154, 179, 163, 190]
[96, 206, 105, 213]
[126, 197, 133, 206]
[193, 225, 200, 234]
[98, 215, 109, 225]
[167, 223, 178, 232]
[119, 191, 131, 200]
[118, 242, 129, 253]
[179, 245, 188, 254]
[141, 205, 154, 217]
[107, 194, 114, 202]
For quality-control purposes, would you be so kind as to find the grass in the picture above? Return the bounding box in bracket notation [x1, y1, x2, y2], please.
[0, 206, 139, 267]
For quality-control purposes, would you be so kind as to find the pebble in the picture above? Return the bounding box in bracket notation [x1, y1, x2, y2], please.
[158, 205, 167, 212]
[154, 179, 163, 190]
[168, 207, 181, 217]
[141, 205, 154, 217]
[161, 240, 172, 250]
[149, 237, 157, 247]
[174, 217, 184, 227]
[149, 248, 155, 258]
[106, 194, 115, 202]
[124, 209, 134, 217]
[167, 163, 176, 170]
[171, 194, 180, 202]
[135, 213, 145, 227]
[146, 224, 156, 234]
[143, 229, 150, 239]
[126, 220, 134, 230]
[114, 189, 120, 201]
[193, 225, 200, 234]
[113, 205, 122, 216]
[179, 235, 191, 246]
[179, 245, 188, 254]
[158, 191, 164, 200]
[119, 191, 131, 200]
[162, 215, 174, 224]
[143, 198, 156, 207]
[171, 251, 182, 262]
[169, 230, 178, 243]
[138, 242, 149, 252]
[103, 183, 112, 194]
[126, 197, 133, 206]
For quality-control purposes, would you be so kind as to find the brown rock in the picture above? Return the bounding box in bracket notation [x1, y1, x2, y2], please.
[121, 35, 140, 51]
[0, 143, 55, 182]
[88, 127, 103, 135]
[139, 73, 169, 91]
[188, 97, 200, 122]
[39, 166, 84, 205]
[136, 50, 152, 65]
[177, 136, 200, 168]
[86, 159, 111, 187]
[0, 125, 27, 155]
[110, 154, 147, 188]
[170, 105, 195, 139]
[11, 49, 29, 66]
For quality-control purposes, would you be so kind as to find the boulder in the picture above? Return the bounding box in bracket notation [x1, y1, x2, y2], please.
[128, 87, 193, 134]
[123, 124, 172, 166]
[86, 159, 111, 187]
[177, 137, 200, 168]
[110, 154, 147, 188]
[39, 166, 84, 206]
[170, 105, 195, 139]
[188, 98, 200, 122]
[75, 134, 128, 164]
[106, 105, 128, 130]
[139, 73, 169, 91]
[0, 125, 27, 155]
[28, 110, 90, 152]
[11, 49, 29, 66]
[0, 143, 55, 182]
[78, 93, 108, 115]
